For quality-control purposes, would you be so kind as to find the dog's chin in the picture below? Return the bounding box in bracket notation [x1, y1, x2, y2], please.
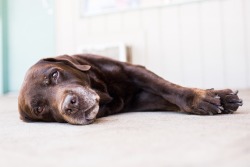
[85, 103, 99, 120]
[63, 104, 99, 125]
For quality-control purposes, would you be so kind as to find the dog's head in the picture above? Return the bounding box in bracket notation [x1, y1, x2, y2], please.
[18, 55, 101, 125]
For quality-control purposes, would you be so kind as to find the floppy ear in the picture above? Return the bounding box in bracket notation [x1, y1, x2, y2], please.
[42, 55, 91, 71]
[18, 103, 34, 123]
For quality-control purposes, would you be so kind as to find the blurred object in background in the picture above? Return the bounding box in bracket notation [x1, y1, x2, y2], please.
[82, 0, 140, 16]
[77, 43, 131, 62]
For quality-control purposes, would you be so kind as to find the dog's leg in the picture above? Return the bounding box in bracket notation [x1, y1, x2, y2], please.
[125, 65, 243, 115]
[130, 91, 180, 111]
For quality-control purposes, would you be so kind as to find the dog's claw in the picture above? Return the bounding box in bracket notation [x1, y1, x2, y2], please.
[218, 106, 224, 111]
[237, 99, 243, 106]
[230, 90, 238, 95]
[217, 106, 224, 114]
[237, 103, 243, 106]
[215, 95, 220, 99]
[208, 111, 213, 115]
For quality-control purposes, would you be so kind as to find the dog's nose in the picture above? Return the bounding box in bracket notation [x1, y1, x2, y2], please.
[62, 94, 79, 114]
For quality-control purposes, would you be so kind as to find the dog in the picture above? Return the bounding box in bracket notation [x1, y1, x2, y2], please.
[18, 54, 243, 125]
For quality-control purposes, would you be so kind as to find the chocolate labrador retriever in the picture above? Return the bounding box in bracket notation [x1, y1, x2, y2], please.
[18, 54, 243, 125]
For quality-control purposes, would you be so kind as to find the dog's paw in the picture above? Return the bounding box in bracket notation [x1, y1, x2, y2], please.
[182, 88, 243, 115]
[213, 89, 243, 114]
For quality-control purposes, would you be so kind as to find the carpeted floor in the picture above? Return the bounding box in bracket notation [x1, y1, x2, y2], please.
[0, 90, 250, 167]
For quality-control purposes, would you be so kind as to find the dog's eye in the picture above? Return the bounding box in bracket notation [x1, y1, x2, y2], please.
[35, 106, 44, 115]
[51, 71, 59, 81]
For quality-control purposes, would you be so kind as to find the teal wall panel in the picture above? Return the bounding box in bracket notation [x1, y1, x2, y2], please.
[0, 0, 9, 94]
[0, 0, 2, 94]
[3, 0, 9, 94]
[7, 0, 55, 92]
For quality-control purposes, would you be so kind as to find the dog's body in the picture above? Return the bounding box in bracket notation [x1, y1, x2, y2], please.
[18, 54, 243, 125]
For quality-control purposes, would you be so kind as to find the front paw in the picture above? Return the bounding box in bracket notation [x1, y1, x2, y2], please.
[214, 89, 243, 114]
[183, 89, 243, 115]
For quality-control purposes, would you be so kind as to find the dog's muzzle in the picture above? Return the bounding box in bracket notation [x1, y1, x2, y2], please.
[59, 87, 100, 125]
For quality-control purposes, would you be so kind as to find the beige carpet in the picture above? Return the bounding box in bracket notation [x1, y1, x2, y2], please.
[0, 90, 250, 167]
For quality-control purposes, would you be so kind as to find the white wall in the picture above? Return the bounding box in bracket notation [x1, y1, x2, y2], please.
[55, 0, 250, 89]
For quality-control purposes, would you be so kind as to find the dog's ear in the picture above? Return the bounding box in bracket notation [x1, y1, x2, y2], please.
[18, 101, 34, 123]
[42, 55, 91, 71]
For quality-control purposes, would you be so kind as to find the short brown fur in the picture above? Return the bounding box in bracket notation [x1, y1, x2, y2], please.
[18, 54, 243, 125]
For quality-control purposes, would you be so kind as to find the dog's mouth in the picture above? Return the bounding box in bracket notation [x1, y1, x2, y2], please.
[85, 103, 99, 120]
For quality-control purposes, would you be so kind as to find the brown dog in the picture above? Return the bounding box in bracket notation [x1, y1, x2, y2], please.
[18, 54, 243, 125]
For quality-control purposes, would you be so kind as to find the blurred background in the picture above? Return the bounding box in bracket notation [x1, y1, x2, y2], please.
[0, 0, 250, 94]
